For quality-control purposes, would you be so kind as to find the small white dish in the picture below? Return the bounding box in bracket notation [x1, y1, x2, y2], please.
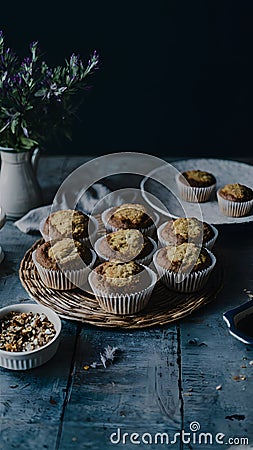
[0, 303, 62, 370]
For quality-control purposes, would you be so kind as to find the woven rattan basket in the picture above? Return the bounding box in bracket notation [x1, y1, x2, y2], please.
[19, 239, 223, 329]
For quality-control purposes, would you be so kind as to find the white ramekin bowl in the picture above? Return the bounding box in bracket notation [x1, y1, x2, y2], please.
[0, 303, 62, 370]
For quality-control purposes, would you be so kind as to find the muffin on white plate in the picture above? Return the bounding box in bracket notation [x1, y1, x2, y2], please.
[94, 228, 157, 265]
[217, 183, 253, 217]
[153, 242, 216, 293]
[157, 217, 218, 250]
[176, 170, 216, 203]
[89, 260, 157, 315]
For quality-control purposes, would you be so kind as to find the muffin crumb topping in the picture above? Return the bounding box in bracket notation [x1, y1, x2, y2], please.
[157, 243, 211, 273]
[161, 218, 213, 245]
[219, 183, 253, 202]
[107, 203, 153, 229]
[181, 170, 216, 187]
[44, 209, 89, 239]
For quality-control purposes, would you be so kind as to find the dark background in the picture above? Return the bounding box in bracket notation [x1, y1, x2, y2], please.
[1, 1, 253, 157]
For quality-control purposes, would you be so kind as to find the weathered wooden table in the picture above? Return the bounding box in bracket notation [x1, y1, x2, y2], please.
[0, 156, 253, 450]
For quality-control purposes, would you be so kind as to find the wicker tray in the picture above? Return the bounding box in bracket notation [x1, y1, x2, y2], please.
[19, 239, 223, 329]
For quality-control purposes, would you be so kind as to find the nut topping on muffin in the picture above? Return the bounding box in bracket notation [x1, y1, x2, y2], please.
[180, 170, 216, 188]
[160, 218, 214, 246]
[156, 243, 211, 273]
[36, 238, 92, 271]
[107, 203, 154, 229]
[91, 260, 151, 293]
[106, 229, 143, 255]
[43, 209, 90, 240]
[98, 228, 154, 262]
[218, 183, 253, 202]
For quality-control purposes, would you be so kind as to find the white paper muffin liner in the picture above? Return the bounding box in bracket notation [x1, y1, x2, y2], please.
[217, 191, 253, 217]
[88, 266, 157, 315]
[101, 207, 159, 237]
[153, 248, 216, 293]
[39, 215, 99, 247]
[176, 173, 216, 203]
[32, 249, 96, 290]
[94, 235, 157, 266]
[157, 221, 218, 250]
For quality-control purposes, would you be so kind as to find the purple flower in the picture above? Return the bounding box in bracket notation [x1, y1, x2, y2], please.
[22, 57, 32, 66]
[29, 41, 37, 50]
[12, 74, 22, 85]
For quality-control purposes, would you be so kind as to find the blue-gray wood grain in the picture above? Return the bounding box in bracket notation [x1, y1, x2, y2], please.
[0, 156, 253, 450]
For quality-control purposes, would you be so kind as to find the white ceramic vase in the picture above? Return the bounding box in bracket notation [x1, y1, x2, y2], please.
[0, 147, 42, 219]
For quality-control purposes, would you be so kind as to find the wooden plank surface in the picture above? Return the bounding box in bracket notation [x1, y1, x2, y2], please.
[58, 326, 181, 449]
[0, 156, 253, 450]
[181, 224, 253, 449]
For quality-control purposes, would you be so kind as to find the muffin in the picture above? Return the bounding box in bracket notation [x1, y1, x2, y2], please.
[157, 217, 218, 250]
[94, 229, 157, 265]
[101, 203, 158, 236]
[41, 209, 98, 244]
[88, 260, 157, 314]
[153, 242, 216, 292]
[176, 169, 216, 202]
[33, 238, 96, 290]
[217, 183, 253, 217]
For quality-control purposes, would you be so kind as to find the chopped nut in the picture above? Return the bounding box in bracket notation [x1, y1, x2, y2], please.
[0, 311, 56, 352]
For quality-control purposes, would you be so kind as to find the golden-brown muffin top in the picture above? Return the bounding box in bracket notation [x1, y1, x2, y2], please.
[219, 183, 253, 202]
[107, 203, 153, 229]
[91, 259, 154, 296]
[156, 243, 211, 273]
[43, 209, 89, 239]
[161, 217, 213, 245]
[180, 170, 216, 187]
[36, 238, 91, 270]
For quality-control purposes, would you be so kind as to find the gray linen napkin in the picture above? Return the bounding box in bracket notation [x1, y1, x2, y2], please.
[14, 183, 112, 234]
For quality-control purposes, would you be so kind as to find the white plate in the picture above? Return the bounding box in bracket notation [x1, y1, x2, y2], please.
[140, 158, 253, 225]
[0, 207, 6, 229]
